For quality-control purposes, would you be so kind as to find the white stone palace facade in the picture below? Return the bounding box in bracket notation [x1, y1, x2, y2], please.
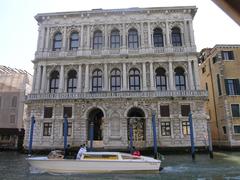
[24, 6, 208, 150]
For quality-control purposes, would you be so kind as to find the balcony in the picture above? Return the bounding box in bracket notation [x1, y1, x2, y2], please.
[26, 90, 207, 101]
[34, 46, 197, 59]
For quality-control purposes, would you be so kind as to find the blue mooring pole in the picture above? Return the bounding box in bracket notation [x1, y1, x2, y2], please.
[89, 122, 94, 151]
[28, 115, 35, 156]
[152, 113, 158, 159]
[63, 114, 68, 157]
[189, 112, 195, 160]
[129, 120, 133, 154]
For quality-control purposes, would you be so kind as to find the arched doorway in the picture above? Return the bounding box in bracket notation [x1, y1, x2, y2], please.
[88, 108, 104, 140]
[127, 107, 145, 141]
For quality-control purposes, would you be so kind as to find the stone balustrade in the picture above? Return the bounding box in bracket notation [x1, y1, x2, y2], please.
[26, 90, 207, 101]
[35, 46, 197, 59]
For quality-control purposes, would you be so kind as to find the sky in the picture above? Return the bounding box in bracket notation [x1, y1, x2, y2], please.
[0, 0, 239, 75]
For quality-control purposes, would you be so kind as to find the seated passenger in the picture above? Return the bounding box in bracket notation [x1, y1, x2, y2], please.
[132, 146, 141, 156]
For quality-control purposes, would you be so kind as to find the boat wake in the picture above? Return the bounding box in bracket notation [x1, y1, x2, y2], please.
[161, 165, 189, 173]
[29, 166, 45, 174]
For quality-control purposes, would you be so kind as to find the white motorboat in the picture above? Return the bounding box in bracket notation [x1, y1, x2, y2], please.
[27, 151, 161, 173]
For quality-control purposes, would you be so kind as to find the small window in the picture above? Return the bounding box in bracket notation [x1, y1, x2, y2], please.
[44, 107, 53, 118]
[10, 115, 15, 124]
[63, 107, 72, 118]
[234, 126, 240, 134]
[43, 122, 52, 136]
[160, 105, 170, 117]
[212, 56, 217, 64]
[205, 83, 208, 91]
[217, 74, 222, 95]
[202, 67, 206, 74]
[225, 79, 240, 95]
[222, 126, 227, 134]
[221, 51, 234, 60]
[11, 96, 17, 107]
[161, 122, 171, 136]
[231, 104, 240, 117]
[181, 105, 190, 116]
[62, 122, 72, 136]
[182, 121, 190, 135]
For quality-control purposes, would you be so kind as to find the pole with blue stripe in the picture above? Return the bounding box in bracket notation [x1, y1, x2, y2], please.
[63, 114, 68, 157]
[189, 112, 195, 160]
[28, 115, 35, 156]
[129, 118, 133, 154]
[152, 112, 158, 159]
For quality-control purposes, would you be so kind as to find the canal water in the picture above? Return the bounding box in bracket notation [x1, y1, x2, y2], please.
[0, 151, 240, 180]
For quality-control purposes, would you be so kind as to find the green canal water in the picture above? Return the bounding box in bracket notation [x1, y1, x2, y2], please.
[0, 151, 240, 180]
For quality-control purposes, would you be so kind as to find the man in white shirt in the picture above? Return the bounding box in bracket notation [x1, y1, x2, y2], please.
[76, 145, 84, 159]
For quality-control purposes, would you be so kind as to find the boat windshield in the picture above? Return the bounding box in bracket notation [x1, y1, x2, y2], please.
[83, 154, 118, 160]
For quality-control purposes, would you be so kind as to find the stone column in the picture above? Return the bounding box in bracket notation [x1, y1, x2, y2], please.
[35, 65, 42, 93]
[122, 63, 127, 90]
[188, 60, 194, 90]
[76, 64, 82, 92]
[86, 25, 90, 49]
[104, 24, 108, 49]
[40, 65, 47, 93]
[59, 65, 64, 92]
[104, 63, 108, 91]
[80, 25, 84, 49]
[37, 26, 45, 51]
[142, 63, 147, 90]
[84, 64, 89, 92]
[193, 59, 200, 89]
[150, 62, 155, 90]
[184, 21, 190, 46]
[32, 64, 37, 93]
[188, 20, 195, 46]
[141, 22, 144, 48]
[62, 26, 67, 50]
[122, 23, 126, 49]
[44, 27, 50, 51]
[168, 61, 174, 90]
[165, 21, 170, 47]
[147, 22, 152, 48]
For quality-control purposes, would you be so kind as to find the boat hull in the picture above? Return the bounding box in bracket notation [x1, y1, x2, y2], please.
[27, 158, 161, 173]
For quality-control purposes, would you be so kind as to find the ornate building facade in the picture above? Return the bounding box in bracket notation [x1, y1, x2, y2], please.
[24, 6, 208, 150]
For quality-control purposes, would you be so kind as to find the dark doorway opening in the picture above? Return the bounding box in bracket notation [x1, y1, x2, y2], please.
[88, 108, 104, 140]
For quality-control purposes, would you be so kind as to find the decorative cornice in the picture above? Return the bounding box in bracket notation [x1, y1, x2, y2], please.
[35, 6, 197, 23]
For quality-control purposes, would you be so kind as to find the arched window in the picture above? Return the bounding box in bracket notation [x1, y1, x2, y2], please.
[153, 28, 164, 47]
[69, 32, 79, 50]
[92, 69, 102, 92]
[110, 30, 120, 48]
[49, 71, 59, 93]
[93, 30, 103, 49]
[67, 70, 77, 93]
[128, 28, 138, 49]
[156, 68, 167, 90]
[129, 68, 140, 90]
[53, 32, 62, 51]
[171, 27, 182, 47]
[111, 69, 121, 91]
[175, 67, 186, 90]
